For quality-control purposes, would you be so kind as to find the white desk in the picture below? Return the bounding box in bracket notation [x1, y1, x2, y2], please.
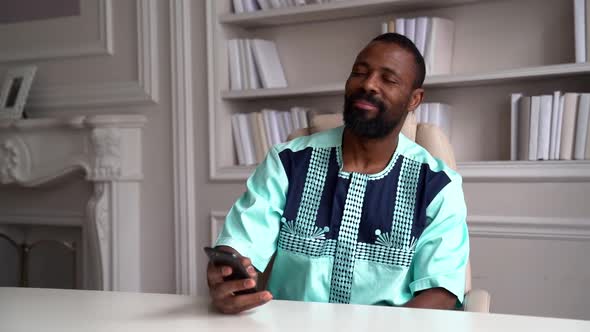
[0, 287, 588, 331]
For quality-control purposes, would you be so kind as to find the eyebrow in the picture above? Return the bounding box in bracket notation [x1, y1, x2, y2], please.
[353, 61, 401, 78]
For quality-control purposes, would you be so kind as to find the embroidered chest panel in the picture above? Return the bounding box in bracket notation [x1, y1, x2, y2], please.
[278, 146, 429, 303]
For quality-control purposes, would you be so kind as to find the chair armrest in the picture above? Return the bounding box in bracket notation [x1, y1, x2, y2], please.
[463, 289, 491, 313]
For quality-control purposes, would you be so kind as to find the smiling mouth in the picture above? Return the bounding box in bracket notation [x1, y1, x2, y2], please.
[353, 100, 378, 111]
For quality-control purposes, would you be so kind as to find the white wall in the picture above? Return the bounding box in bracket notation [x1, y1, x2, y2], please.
[0, 0, 175, 293]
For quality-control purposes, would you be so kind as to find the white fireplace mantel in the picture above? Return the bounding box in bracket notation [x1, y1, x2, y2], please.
[0, 115, 146, 292]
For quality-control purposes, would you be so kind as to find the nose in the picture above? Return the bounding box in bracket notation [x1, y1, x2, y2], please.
[361, 72, 379, 94]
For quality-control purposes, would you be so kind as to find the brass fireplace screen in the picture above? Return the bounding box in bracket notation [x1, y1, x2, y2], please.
[0, 233, 77, 289]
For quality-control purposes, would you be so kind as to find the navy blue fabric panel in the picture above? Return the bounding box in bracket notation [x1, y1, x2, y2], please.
[315, 148, 341, 240]
[328, 176, 349, 240]
[411, 164, 451, 239]
[279, 147, 312, 223]
[356, 156, 404, 244]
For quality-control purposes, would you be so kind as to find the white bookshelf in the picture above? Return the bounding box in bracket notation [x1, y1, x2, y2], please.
[219, 0, 486, 28]
[207, 0, 590, 181]
[222, 63, 590, 100]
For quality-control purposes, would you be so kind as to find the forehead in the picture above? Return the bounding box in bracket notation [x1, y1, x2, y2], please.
[354, 41, 416, 78]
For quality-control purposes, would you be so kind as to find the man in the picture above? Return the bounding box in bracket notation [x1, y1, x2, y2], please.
[207, 33, 469, 314]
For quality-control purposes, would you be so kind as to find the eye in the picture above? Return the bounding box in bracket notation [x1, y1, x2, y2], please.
[350, 70, 367, 77]
[383, 75, 398, 84]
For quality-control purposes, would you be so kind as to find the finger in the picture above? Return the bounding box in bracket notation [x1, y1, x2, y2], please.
[220, 291, 273, 314]
[239, 257, 257, 277]
[212, 278, 256, 300]
[207, 263, 232, 287]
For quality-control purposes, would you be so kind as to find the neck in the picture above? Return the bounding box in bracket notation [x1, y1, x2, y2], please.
[341, 126, 400, 174]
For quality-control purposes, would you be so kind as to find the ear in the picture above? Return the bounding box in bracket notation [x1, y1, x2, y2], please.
[407, 88, 424, 113]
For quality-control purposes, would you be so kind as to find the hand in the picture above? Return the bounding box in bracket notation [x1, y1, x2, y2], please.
[207, 250, 273, 314]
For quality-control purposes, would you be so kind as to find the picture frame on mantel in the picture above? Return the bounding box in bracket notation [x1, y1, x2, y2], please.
[0, 65, 37, 120]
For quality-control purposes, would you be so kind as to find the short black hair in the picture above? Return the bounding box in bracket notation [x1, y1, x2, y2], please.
[371, 33, 426, 89]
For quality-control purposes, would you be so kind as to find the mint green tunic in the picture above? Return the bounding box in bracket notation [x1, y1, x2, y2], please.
[217, 126, 469, 306]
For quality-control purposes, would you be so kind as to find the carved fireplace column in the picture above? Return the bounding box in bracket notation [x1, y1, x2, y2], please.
[0, 115, 146, 292]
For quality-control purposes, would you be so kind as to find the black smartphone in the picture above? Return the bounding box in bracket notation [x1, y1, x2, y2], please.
[203, 247, 257, 295]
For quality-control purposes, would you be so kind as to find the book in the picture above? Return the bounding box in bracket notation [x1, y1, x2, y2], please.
[549, 91, 562, 160]
[395, 18, 405, 36]
[528, 96, 541, 161]
[282, 111, 294, 139]
[238, 39, 249, 89]
[231, 114, 246, 165]
[555, 95, 565, 160]
[296, 107, 309, 128]
[232, 0, 245, 13]
[428, 103, 451, 139]
[269, 0, 283, 9]
[227, 39, 242, 90]
[414, 104, 422, 123]
[244, 39, 261, 90]
[517, 96, 531, 161]
[251, 39, 288, 88]
[381, 22, 388, 34]
[415, 17, 429, 56]
[424, 17, 455, 76]
[421, 103, 430, 124]
[559, 93, 580, 160]
[261, 109, 275, 148]
[256, 0, 272, 10]
[248, 112, 265, 163]
[574, 0, 586, 62]
[537, 95, 553, 160]
[388, 20, 396, 33]
[290, 107, 301, 130]
[587, 0, 590, 61]
[264, 109, 282, 145]
[242, 0, 260, 12]
[256, 112, 270, 158]
[510, 93, 523, 161]
[574, 93, 590, 159]
[404, 18, 416, 44]
[237, 113, 256, 165]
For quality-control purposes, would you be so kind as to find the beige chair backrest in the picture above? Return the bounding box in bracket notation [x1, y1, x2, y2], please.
[287, 111, 471, 293]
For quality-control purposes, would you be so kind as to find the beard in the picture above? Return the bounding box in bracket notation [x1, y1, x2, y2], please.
[343, 91, 401, 139]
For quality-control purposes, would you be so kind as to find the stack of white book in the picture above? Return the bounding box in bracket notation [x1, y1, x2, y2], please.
[511, 92, 590, 161]
[414, 103, 452, 139]
[232, 0, 340, 13]
[227, 39, 288, 90]
[574, 0, 590, 63]
[380, 17, 454, 76]
[232, 107, 310, 165]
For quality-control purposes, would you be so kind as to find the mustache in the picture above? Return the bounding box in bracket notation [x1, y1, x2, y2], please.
[347, 92, 385, 110]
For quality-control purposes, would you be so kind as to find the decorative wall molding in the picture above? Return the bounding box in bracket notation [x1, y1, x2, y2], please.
[0, 115, 146, 292]
[468, 215, 590, 241]
[0, 210, 84, 227]
[459, 161, 590, 183]
[0, 0, 114, 62]
[26, 0, 159, 110]
[206, 0, 220, 181]
[210, 211, 228, 246]
[170, 0, 198, 296]
[209, 211, 590, 244]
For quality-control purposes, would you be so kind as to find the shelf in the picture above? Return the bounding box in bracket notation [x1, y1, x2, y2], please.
[221, 63, 590, 100]
[219, 0, 485, 28]
[458, 160, 590, 182]
[212, 160, 590, 182]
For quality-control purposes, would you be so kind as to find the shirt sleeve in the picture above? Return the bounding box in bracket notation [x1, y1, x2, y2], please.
[215, 146, 289, 272]
[409, 173, 469, 304]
